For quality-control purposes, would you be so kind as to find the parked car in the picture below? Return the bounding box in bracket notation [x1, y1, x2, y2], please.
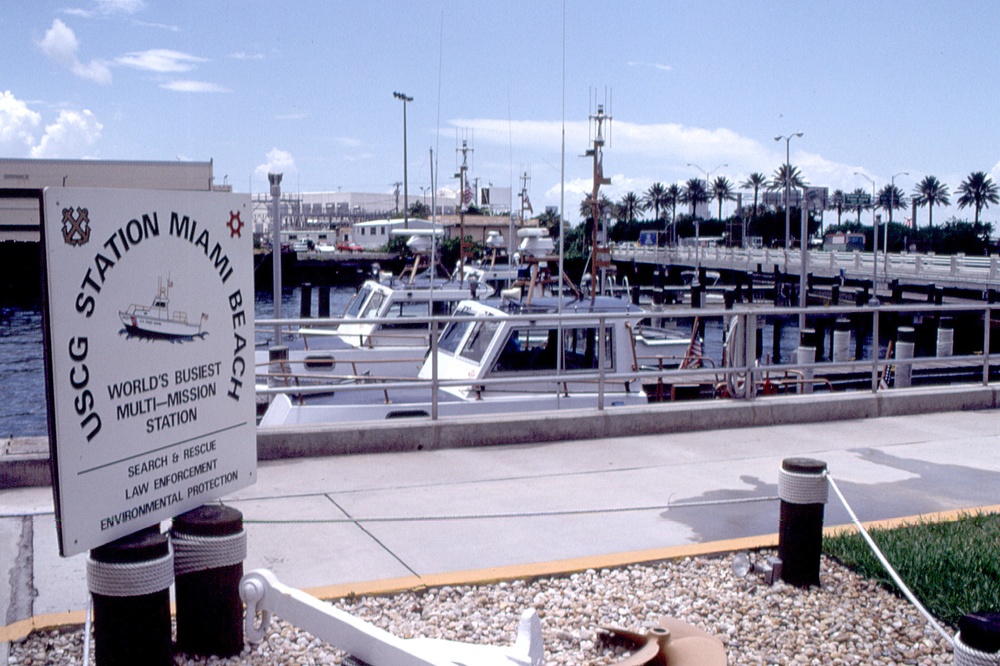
[337, 242, 363, 252]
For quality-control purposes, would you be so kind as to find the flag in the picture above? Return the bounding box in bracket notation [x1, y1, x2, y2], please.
[681, 317, 703, 369]
[879, 341, 894, 389]
[523, 192, 533, 214]
[463, 180, 474, 207]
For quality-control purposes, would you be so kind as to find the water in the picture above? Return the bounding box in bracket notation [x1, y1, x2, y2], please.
[0, 302, 47, 437]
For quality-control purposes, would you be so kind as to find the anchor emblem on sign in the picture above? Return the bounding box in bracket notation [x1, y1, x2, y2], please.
[61, 207, 91, 246]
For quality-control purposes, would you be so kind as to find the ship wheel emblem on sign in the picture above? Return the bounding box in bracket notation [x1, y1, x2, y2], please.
[227, 210, 244, 238]
[61, 207, 91, 246]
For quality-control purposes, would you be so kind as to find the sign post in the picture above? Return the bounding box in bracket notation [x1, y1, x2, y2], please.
[41, 187, 256, 557]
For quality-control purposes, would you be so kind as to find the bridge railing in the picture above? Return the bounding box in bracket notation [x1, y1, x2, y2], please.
[612, 244, 999, 287]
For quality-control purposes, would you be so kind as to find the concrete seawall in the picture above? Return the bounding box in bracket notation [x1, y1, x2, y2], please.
[6, 384, 999, 488]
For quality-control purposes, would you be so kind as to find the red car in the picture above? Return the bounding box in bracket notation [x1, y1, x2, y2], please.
[337, 242, 362, 252]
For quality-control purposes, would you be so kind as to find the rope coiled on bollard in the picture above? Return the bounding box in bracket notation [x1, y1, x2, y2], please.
[778, 467, 828, 505]
[86, 546, 174, 597]
[171, 529, 247, 576]
[954, 633, 1000, 666]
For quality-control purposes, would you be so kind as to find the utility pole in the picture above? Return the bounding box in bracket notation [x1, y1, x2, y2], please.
[393, 91, 413, 228]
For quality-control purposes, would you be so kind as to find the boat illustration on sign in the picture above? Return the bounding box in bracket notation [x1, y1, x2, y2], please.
[119, 277, 207, 341]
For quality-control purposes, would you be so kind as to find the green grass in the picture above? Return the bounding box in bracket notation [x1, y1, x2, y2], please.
[823, 512, 1000, 629]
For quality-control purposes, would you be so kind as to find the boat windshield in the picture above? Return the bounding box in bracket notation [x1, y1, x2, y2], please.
[360, 290, 386, 319]
[438, 307, 476, 354]
[459, 318, 500, 363]
[345, 284, 373, 318]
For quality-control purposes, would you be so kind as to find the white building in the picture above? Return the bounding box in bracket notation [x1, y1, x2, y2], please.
[0, 158, 223, 242]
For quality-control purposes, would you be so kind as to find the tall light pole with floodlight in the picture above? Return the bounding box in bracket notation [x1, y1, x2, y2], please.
[775, 132, 803, 251]
[393, 91, 413, 228]
[886, 171, 909, 275]
[686, 162, 727, 271]
[855, 171, 878, 303]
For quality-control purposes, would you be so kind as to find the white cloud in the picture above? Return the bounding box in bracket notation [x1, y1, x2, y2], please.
[627, 61, 673, 72]
[160, 80, 231, 93]
[229, 51, 264, 61]
[38, 19, 111, 84]
[255, 148, 297, 181]
[118, 49, 205, 73]
[30, 109, 103, 158]
[96, 0, 145, 14]
[0, 91, 42, 152]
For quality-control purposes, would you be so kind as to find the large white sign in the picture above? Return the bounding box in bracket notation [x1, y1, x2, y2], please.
[42, 187, 256, 556]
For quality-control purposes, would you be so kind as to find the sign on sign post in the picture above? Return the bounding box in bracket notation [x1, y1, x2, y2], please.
[41, 187, 256, 557]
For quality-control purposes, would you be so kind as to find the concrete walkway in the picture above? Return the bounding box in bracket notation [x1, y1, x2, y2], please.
[3, 408, 1000, 653]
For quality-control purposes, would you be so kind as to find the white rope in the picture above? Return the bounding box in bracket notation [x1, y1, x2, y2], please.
[778, 467, 828, 505]
[86, 545, 174, 597]
[171, 529, 247, 576]
[826, 474, 955, 647]
[954, 632, 1000, 665]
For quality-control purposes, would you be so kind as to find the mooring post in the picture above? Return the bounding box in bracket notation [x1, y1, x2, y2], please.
[173, 505, 247, 658]
[88, 527, 174, 666]
[937, 316, 954, 357]
[796, 328, 816, 394]
[267, 345, 289, 388]
[894, 326, 915, 388]
[832, 317, 851, 363]
[318, 284, 331, 318]
[777, 458, 828, 587]
[955, 612, 1000, 665]
[299, 282, 312, 318]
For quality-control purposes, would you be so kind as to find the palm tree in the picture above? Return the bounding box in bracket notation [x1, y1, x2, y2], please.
[829, 189, 846, 226]
[850, 187, 870, 223]
[665, 183, 683, 244]
[768, 164, 807, 194]
[956, 171, 999, 225]
[617, 191, 642, 223]
[681, 178, 708, 218]
[709, 176, 735, 221]
[740, 172, 767, 221]
[642, 182, 668, 224]
[876, 184, 907, 226]
[912, 175, 950, 228]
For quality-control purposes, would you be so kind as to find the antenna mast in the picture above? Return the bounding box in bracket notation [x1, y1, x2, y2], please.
[585, 96, 612, 305]
[455, 134, 474, 280]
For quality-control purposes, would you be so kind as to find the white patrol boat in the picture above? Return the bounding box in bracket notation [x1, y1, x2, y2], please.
[119, 277, 205, 340]
[259, 294, 709, 427]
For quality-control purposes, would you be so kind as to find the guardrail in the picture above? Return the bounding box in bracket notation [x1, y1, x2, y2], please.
[255, 300, 999, 425]
[613, 245, 1000, 289]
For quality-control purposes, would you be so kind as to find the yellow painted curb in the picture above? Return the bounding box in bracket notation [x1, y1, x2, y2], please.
[4, 505, 997, 643]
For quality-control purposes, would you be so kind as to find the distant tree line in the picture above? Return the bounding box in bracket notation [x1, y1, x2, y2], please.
[573, 167, 999, 255]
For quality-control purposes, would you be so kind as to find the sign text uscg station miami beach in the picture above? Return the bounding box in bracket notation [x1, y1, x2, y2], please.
[42, 187, 256, 557]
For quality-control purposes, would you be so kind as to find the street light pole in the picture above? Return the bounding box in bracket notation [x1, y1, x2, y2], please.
[887, 171, 909, 276]
[686, 162, 727, 272]
[393, 91, 413, 228]
[775, 133, 803, 251]
[855, 172, 878, 303]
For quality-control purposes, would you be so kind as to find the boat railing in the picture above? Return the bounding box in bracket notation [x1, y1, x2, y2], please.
[257, 300, 999, 423]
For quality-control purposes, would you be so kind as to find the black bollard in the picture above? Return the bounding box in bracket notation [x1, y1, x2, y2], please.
[777, 458, 828, 587]
[173, 505, 247, 657]
[957, 612, 1000, 657]
[318, 285, 331, 318]
[88, 527, 173, 666]
[299, 282, 312, 318]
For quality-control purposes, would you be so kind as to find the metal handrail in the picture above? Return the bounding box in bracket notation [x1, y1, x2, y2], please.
[256, 300, 998, 421]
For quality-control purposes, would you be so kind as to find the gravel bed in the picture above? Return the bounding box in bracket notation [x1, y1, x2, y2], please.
[8, 553, 953, 665]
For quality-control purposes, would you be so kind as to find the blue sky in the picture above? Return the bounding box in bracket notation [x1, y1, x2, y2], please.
[3, 0, 1000, 225]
